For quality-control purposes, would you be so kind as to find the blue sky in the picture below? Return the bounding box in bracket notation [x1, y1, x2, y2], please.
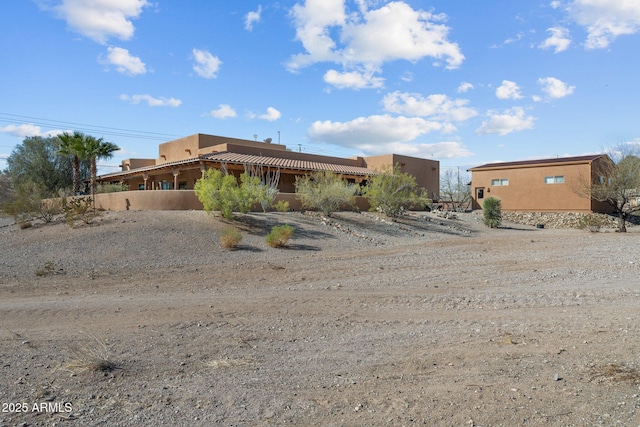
[1, 0, 639, 175]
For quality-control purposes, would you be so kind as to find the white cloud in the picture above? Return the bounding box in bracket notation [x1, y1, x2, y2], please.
[340, 3, 464, 68]
[101, 47, 146, 75]
[537, 77, 575, 99]
[209, 104, 237, 119]
[308, 114, 448, 147]
[288, 0, 345, 70]
[457, 82, 474, 93]
[566, 0, 640, 49]
[245, 5, 262, 31]
[539, 26, 572, 52]
[496, 80, 523, 100]
[259, 107, 282, 121]
[307, 115, 471, 158]
[248, 107, 282, 121]
[287, 1, 463, 85]
[364, 140, 474, 159]
[120, 94, 181, 107]
[400, 71, 414, 82]
[323, 69, 384, 89]
[475, 107, 535, 136]
[504, 32, 524, 45]
[382, 92, 477, 122]
[192, 48, 222, 79]
[52, 0, 148, 44]
[0, 124, 65, 138]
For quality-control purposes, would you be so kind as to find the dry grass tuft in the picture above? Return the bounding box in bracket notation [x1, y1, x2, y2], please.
[590, 363, 640, 384]
[499, 333, 520, 345]
[220, 226, 242, 249]
[64, 333, 118, 373]
[266, 224, 295, 248]
[204, 358, 252, 370]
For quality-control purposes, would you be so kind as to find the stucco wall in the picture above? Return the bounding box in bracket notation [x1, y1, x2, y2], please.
[364, 154, 440, 200]
[470, 163, 596, 212]
[92, 190, 372, 212]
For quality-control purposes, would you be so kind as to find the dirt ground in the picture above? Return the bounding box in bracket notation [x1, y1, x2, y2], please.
[1, 209, 639, 426]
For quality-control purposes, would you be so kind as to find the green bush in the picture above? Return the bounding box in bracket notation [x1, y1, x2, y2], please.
[266, 225, 295, 248]
[295, 171, 356, 216]
[482, 197, 502, 228]
[273, 200, 290, 212]
[220, 227, 242, 249]
[194, 169, 268, 220]
[363, 164, 429, 220]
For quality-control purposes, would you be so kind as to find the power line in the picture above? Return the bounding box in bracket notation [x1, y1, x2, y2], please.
[0, 112, 182, 142]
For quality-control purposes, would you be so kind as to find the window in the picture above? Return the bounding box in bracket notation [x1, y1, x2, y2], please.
[178, 181, 187, 190]
[544, 176, 564, 184]
[598, 176, 612, 185]
[476, 188, 484, 199]
[491, 178, 509, 186]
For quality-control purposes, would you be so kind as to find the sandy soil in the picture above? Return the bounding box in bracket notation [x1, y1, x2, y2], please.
[1, 209, 639, 426]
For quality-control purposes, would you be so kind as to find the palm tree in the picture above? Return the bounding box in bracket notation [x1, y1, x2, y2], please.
[56, 131, 85, 195]
[83, 136, 120, 193]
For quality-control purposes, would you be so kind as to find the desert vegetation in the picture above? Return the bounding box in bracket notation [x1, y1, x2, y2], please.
[265, 224, 295, 248]
[294, 170, 357, 216]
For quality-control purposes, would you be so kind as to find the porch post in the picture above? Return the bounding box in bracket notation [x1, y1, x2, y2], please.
[142, 172, 149, 190]
[173, 168, 180, 190]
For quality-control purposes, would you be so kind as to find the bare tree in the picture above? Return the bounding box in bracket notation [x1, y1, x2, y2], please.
[439, 168, 471, 211]
[575, 144, 640, 232]
[244, 163, 280, 211]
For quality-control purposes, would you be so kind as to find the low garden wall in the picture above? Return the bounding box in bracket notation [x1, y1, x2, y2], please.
[92, 190, 371, 212]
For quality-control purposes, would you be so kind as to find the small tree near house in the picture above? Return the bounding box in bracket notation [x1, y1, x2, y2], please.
[295, 171, 357, 216]
[363, 164, 429, 220]
[574, 144, 640, 232]
[194, 169, 264, 220]
[440, 168, 471, 211]
[482, 197, 502, 228]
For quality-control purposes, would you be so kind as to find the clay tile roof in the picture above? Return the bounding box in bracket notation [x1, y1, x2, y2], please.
[468, 154, 606, 171]
[199, 152, 377, 175]
[98, 151, 377, 180]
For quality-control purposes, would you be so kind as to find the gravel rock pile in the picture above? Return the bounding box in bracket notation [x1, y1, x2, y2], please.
[501, 211, 622, 229]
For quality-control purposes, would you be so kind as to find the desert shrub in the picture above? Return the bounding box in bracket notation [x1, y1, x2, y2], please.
[244, 164, 280, 212]
[63, 196, 96, 227]
[273, 200, 290, 212]
[295, 171, 356, 216]
[95, 183, 127, 193]
[65, 333, 117, 373]
[577, 213, 606, 232]
[266, 224, 295, 248]
[0, 181, 62, 225]
[363, 164, 430, 220]
[35, 261, 56, 277]
[195, 169, 267, 220]
[220, 227, 242, 249]
[483, 197, 502, 228]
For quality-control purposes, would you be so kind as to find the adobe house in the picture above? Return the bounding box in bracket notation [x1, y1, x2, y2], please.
[468, 154, 614, 213]
[95, 133, 439, 211]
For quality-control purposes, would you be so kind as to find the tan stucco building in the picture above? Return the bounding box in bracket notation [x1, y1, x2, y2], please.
[468, 155, 613, 213]
[96, 133, 439, 210]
